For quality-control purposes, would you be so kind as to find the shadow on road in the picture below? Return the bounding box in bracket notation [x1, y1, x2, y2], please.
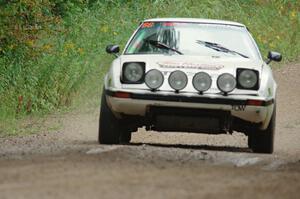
[71, 139, 252, 153]
[129, 142, 252, 153]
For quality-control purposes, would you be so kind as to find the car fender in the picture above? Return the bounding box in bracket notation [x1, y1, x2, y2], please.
[104, 58, 122, 90]
[259, 63, 277, 129]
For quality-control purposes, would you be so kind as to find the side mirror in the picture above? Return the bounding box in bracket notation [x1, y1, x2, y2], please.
[266, 51, 282, 64]
[106, 45, 120, 57]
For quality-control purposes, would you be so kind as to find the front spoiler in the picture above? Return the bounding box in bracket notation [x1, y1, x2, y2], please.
[105, 89, 274, 106]
[105, 89, 274, 129]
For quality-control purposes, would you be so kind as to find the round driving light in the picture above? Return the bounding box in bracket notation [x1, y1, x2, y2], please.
[217, 73, 236, 93]
[238, 70, 258, 89]
[145, 69, 164, 90]
[123, 63, 144, 82]
[168, 70, 188, 91]
[192, 72, 212, 92]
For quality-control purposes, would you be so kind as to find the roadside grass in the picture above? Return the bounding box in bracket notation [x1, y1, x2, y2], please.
[0, 0, 299, 136]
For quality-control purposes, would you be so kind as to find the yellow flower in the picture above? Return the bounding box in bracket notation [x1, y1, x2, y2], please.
[113, 32, 117, 36]
[290, 10, 297, 20]
[100, 25, 108, 33]
[276, 35, 280, 40]
[26, 40, 34, 47]
[77, 48, 84, 55]
[43, 44, 52, 51]
[65, 42, 75, 50]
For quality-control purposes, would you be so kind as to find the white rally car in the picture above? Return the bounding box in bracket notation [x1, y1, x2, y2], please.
[99, 18, 282, 153]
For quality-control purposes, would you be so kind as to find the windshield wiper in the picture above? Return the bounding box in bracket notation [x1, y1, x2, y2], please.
[196, 40, 249, 58]
[144, 39, 183, 55]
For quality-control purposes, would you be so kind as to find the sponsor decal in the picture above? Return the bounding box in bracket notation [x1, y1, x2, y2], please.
[157, 61, 224, 70]
[232, 105, 246, 111]
[142, 22, 154, 28]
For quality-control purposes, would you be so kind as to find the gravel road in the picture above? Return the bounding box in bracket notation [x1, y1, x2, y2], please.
[0, 62, 299, 199]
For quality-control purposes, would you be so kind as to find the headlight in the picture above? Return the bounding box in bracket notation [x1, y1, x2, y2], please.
[217, 73, 236, 93]
[168, 70, 188, 91]
[145, 69, 164, 90]
[122, 62, 145, 83]
[237, 69, 259, 90]
[192, 72, 212, 92]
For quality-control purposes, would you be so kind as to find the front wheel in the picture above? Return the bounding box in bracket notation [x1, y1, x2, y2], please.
[98, 92, 122, 144]
[248, 104, 276, 154]
[98, 92, 132, 144]
[120, 131, 132, 144]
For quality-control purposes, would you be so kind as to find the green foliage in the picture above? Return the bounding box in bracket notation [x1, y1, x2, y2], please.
[0, 0, 299, 135]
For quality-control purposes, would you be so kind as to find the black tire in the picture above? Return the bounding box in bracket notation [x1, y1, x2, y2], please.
[98, 92, 121, 144]
[120, 131, 132, 144]
[248, 104, 276, 154]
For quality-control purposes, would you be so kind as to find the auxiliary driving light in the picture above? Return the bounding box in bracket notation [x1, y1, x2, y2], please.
[145, 69, 164, 90]
[168, 70, 188, 91]
[192, 72, 212, 93]
[217, 73, 236, 93]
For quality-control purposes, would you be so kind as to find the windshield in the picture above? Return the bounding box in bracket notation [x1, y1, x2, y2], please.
[125, 22, 261, 60]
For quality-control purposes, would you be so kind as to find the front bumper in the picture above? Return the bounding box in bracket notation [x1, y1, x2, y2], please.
[105, 89, 274, 129]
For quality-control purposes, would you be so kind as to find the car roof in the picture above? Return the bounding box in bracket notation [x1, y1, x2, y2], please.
[143, 18, 246, 28]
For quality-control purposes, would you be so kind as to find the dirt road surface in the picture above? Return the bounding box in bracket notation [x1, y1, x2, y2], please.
[0, 62, 299, 199]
